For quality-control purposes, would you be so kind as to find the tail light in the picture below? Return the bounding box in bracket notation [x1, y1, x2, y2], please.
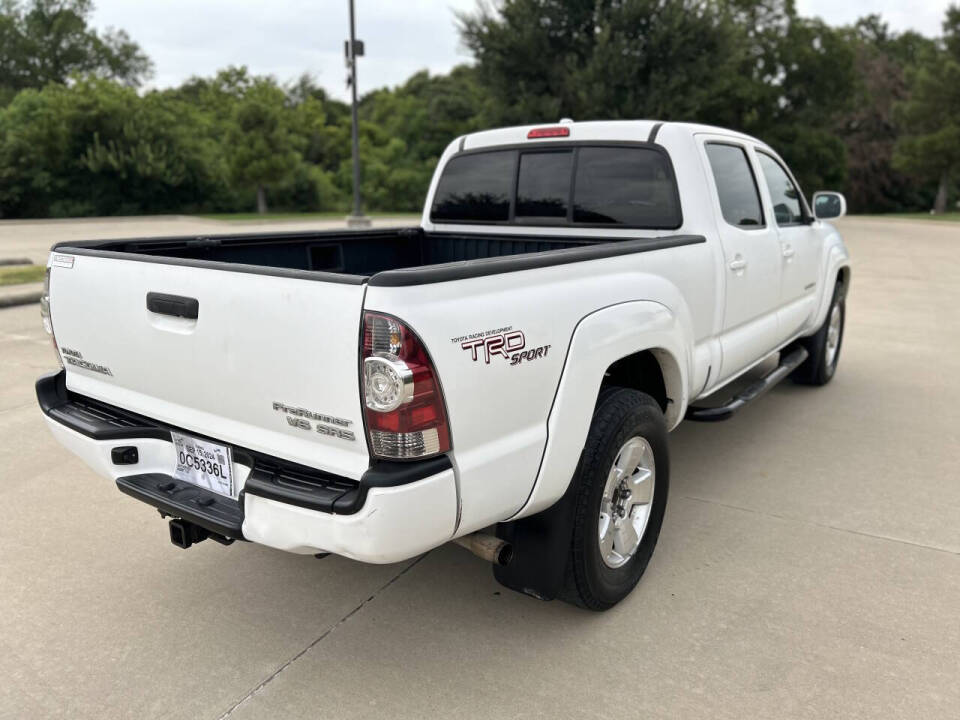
[361, 312, 451, 460]
[39, 266, 62, 368]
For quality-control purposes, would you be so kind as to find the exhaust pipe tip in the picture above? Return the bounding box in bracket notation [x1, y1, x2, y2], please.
[453, 533, 513, 566]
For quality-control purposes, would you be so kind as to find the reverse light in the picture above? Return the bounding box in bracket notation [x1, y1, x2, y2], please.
[527, 126, 570, 139]
[39, 266, 62, 368]
[361, 312, 451, 460]
[363, 355, 413, 412]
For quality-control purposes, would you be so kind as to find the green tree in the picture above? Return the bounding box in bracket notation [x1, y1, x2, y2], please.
[0, 77, 224, 217]
[458, 0, 754, 125]
[893, 5, 960, 214]
[276, 78, 346, 211]
[0, 0, 951, 219]
[227, 78, 304, 214]
[284, 74, 349, 208]
[343, 124, 429, 211]
[836, 17, 936, 212]
[578, 2, 749, 125]
[0, 0, 151, 104]
[176, 68, 345, 212]
[362, 66, 491, 162]
[350, 66, 493, 210]
[458, 0, 604, 123]
[752, 14, 856, 194]
[457, 0, 856, 196]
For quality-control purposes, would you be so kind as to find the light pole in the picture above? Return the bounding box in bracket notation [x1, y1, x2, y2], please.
[346, 0, 370, 228]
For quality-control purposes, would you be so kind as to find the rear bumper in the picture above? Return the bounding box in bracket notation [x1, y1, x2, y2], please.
[38, 372, 457, 563]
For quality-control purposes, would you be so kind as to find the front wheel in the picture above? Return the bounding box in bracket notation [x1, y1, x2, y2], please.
[793, 280, 846, 386]
[560, 388, 669, 610]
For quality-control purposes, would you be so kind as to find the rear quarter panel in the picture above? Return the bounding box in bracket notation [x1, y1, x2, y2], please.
[388, 123, 725, 532]
[364, 239, 715, 535]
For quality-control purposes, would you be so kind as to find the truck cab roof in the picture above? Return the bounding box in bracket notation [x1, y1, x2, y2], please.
[458, 120, 766, 153]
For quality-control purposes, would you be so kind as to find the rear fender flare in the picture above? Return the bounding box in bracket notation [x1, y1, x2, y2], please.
[511, 300, 691, 520]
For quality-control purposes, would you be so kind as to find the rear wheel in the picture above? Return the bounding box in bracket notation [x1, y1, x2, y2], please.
[560, 388, 669, 610]
[792, 281, 845, 386]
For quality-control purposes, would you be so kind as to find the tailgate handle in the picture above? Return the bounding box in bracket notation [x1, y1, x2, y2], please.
[146, 292, 199, 320]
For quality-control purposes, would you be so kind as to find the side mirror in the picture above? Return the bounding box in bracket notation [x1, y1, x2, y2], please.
[812, 191, 846, 220]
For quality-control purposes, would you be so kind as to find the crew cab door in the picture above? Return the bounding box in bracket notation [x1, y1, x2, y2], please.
[753, 149, 821, 340]
[699, 137, 782, 384]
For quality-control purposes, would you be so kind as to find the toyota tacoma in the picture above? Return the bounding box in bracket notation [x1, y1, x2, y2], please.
[36, 120, 850, 610]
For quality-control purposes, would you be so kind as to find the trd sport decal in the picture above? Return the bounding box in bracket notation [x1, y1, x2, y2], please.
[451, 326, 551, 366]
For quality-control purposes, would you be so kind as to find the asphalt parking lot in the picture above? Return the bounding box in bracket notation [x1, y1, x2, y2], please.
[1, 216, 958, 719]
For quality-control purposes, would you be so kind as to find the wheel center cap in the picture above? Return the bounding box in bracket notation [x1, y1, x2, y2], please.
[613, 483, 632, 520]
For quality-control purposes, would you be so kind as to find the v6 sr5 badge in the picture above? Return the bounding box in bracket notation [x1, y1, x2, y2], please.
[452, 326, 551, 366]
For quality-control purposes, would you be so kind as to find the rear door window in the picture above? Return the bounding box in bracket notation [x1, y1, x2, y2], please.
[572, 147, 680, 228]
[704, 143, 764, 228]
[516, 151, 573, 222]
[430, 150, 514, 222]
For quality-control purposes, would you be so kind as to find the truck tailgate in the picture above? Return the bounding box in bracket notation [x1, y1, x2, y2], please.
[49, 253, 369, 479]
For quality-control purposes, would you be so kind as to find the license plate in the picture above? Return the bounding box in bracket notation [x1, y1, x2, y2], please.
[171, 431, 235, 499]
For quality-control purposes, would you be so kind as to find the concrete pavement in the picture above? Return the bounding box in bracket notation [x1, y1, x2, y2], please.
[0, 217, 957, 719]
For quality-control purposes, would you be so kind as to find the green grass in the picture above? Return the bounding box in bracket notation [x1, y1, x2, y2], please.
[197, 211, 420, 222]
[0, 264, 44, 287]
[864, 212, 960, 222]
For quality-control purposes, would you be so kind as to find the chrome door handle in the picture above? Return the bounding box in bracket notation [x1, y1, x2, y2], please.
[729, 257, 747, 272]
[782, 245, 796, 260]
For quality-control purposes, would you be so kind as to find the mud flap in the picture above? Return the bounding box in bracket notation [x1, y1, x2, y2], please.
[493, 475, 579, 601]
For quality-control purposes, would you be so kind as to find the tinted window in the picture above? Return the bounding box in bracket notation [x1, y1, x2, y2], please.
[516, 151, 573, 221]
[757, 152, 804, 225]
[430, 145, 682, 228]
[430, 150, 513, 222]
[573, 147, 680, 227]
[705, 143, 764, 228]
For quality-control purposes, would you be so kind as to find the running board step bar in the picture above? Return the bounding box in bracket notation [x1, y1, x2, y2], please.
[685, 347, 809, 422]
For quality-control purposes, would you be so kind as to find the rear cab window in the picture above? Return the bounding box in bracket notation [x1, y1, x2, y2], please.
[430, 150, 514, 223]
[516, 151, 573, 222]
[430, 143, 682, 229]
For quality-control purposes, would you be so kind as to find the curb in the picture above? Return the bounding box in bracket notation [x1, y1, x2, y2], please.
[0, 289, 42, 308]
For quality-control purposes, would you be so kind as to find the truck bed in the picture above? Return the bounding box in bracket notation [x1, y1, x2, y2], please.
[52, 227, 704, 287]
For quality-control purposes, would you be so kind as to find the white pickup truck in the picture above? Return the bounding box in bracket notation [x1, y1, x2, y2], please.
[37, 120, 850, 610]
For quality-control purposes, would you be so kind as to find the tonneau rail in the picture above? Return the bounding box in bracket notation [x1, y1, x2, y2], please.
[368, 233, 706, 286]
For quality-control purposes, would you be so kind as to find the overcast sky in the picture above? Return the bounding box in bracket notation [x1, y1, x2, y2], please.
[90, 0, 953, 101]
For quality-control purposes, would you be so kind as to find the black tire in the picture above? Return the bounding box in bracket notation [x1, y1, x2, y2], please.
[792, 280, 845, 386]
[559, 388, 669, 611]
